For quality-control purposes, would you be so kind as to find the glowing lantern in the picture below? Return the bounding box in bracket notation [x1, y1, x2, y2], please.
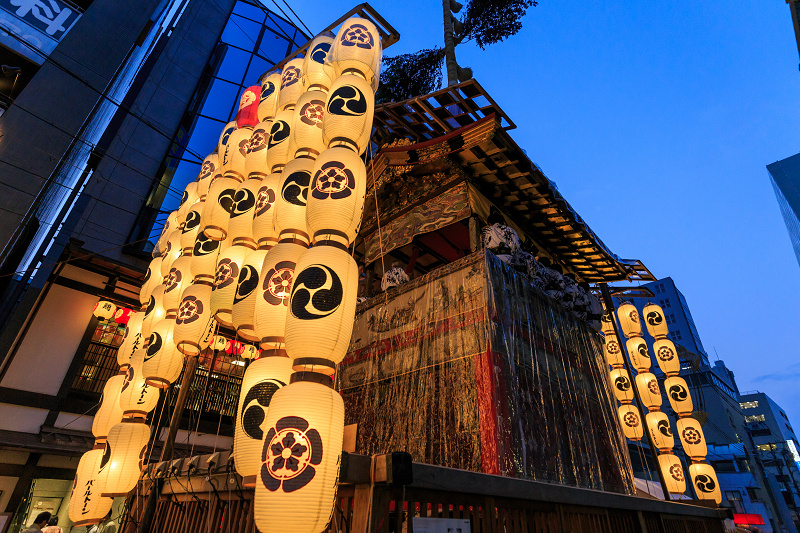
[116, 311, 144, 368]
[154, 211, 178, 255]
[233, 356, 294, 486]
[93, 300, 116, 320]
[646, 411, 674, 451]
[254, 377, 344, 533]
[181, 200, 205, 253]
[142, 317, 182, 388]
[603, 335, 624, 367]
[140, 284, 166, 340]
[177, 181, 199, 225]
[616, 302, 642, 338]
[254, 241, 306, 350]
[196, 153, 219, 200]
[259, 72, 281, 122]
[625, 336, 651, 373]
[243, 344, 259, 359]
[217, 120, 237, 162]
[277, 58, 304, 111]
[689, 463, 721, 503]
[284, 244, 359, 374]
[160, 229, 182, 277]
[232, 248, 270, 342]
[600, 312, 616, 336]
[617, 404, 643, 441]
[210, 243, 255, 327]
[98, 419, 150, 497]
[228, 177, 261, 248]
[290, 91, 326, 159]
[113, 307, 133, 324]
[635, 372, 662, 411]
[163, 255, 192, 314]
[609, 368, 634, 404]
[202, 176, 239, 241]
[245, 120, 271, 180]
[652, 338, 680, 376]
[322, 74, 374, 155]
[306, 147, 366, 246]
[664, 376, 693, 415]
[120, 349, 160, 418]
[676, 417, 707, 460]
[226, 339, 244, 356]
[252, 173, 281, 249]
[92, 374, 126, 442]
[191, 231, 223, 283]
[222, 126, 252, 182]
[267, 109, 293, 173]
[174, 281, 214, 356]
[274, 157, 313, 244]
[139, 256, 163, 306]
[302, 33, 335, 92]
[657, 453, 686, 494]
[329, 17, 382, 91]
[69, 447, 113, 526]
[643, 303, 668, 339]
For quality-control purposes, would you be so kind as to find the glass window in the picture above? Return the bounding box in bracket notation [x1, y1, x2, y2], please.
[233, 1, 266, 23]
[222, 14, 263, 51]
[245, 55, 271, 86]
[740, 401, 760, 409]
[746, 414, 766, 423]
[216, 45, 253, 84]
[187, 115, 228, 158]
[659, 298, 671, 309]
[201, 79, 240, 123]
[747, 487, 761, 502]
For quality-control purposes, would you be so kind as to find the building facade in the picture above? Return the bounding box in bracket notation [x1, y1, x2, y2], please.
[768, 153, 800, 269]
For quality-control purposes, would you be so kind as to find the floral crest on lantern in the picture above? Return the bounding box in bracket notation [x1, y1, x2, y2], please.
[657, 345, 675, 361]
[669, 464, 684, 482]
[300, 100, 325, 129]
[263, 261, 295, 306]
[261, 416, 323, 492]
[199, 160, 216, 180]
[255, 187, 276, 216]
[327, 84, 367, 117]
[238, 137, 250, 157]
[247, 128, 268, 153]
[165, 268, 182, 293]
[281, 66, 301, 89]
[682, 427, 702, 444]
[213, 259, 240, 291]
[340, 23, 374, 49]
[290, 265, 343, 320]
[647, 380, 659, 396]
[311, 161, 354, 200]
[176, 296, 204, 325]
[623, 411, 639, 428]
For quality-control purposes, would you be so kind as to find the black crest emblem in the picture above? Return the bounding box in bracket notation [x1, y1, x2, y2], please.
[282, 170, 310, 207]
[646, 311, 663, 326]
[213, 258, 239, 291]
[290, 264, 343, 320]
[183, 210, 202, 233]
[327, 85, 367, 116]
[220, 125, 235, 148]
[657, 419, 672, 437]
[268, 120, 291, 148]
[614, 376, 630, 392]
[100, 442, 112, 471]
[261, 416, 323, 493]
[194, 233, 221, 257]
[310, 42, 331, 63]
[340, 23, 374, 49]
[669, 384, 688, 402]
[255, 186, 276, 217]
[240, 379, 286, 440]
[233, 265, 260, 305]
[176, 296, 203, 325]
[231, 188, 256, 218]
[299, 100, 325, 129]
[682, 427, 702, 444]
[311, 161, 354, 200]
[180, 190, 189, 207]
[247, 128, 268, 153]
[694, 474, 716, 493]
[165, 268, 182, 293]
[144, 296, 155, 318]
[281, 66, 301, 89]
[216, 188, 237, 215]
[670, 464, 684, 482]
[144, 332, 162, 361]
[260, 80, 275, 103]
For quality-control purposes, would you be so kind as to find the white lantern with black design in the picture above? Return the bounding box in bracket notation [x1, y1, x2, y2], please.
[609, 368, 634, 404]
[142, 316, 182, 388]
[252, 172, 281, 249]
[664, 376, 693, 415]
[234, 355, 294, 486]
[616, 302, 641, 338]
[227, 177, 261, 248]
[196, 153, 219, 200]
[162, 255, 192, 314]
[617, 404, 643, 441]
[306, 147, 366, 246]
[69, 447, 114, 527]
[676, 417, 707, 460]
[259, 72, 281, 121]
[284, 244, 359, 374]
[254, 377, 344, 533]
[92, 374, 126, 442]
[652, 338, 680, 376]
[689, 463, 721, 503]
[139, 256, 163, 306]
[635, 372, 662, 412]
[222, 126, 252, 183]
[120, 348, 160, 418]
[232, 248, 270, 342]
[93, 300, 116, 320]
[210, 243, 255, 327]
[646, 411, 674, 451]
[202, 176, 239, 241]
[603, 334, 624, 367]
[116, 311, 144, 368]
[274, 157, 313, 244]
[245, 121, 271, 180]
[290, 91, 327, 159]
[322, 74, 374, 155]
[98, 418, 150, 497]
[302, 33, 335, 92]
[600, 312, 616, 337]
[254, 241, 307, 350]
[177, 181, 199, 225]
[174, 281, 214, 356]
[160, 229, 183, 277]
[154, 212, 177, 257]
[625, 336, 651, 373]
[267, 109, 293, 173]
[329, 17, 382, 90]
[140, 284, 166, 341]
[277, 58, 304, 111]
[642, 303, 668, 339]
[191, 231, 223, 283]
[180, 200, 205, 253]
[657, 453, 686, 494]
[217, 120, 237, 162]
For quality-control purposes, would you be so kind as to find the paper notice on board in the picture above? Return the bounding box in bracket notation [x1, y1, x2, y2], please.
[411, 517, 471, 533]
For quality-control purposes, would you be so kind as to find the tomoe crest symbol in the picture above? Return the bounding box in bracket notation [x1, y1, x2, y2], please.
[290, 264, 343, 320]
[233, 265, 260, 305]
[260, 81, 275, 103]
[231, 188, 256, 218]
[327, 85, 367, 117]
[694, 474, 716, 493]
[669, 384, 688, 402]
[282, 170, 310, 207]
[310, 42, 331, 63]
[144, 332, 162, 361]
[657, 419, 672, 438]
[240, 379, 286, 440]
[614, 376, 630, 392]
[268, 120, 291, 148]
[646, 311, 663, 326]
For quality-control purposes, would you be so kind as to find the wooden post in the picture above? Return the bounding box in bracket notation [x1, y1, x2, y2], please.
[442, 0, 459, 85]
[469, 216, 480, 253]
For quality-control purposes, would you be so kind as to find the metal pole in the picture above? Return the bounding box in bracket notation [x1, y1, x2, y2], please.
[599, 283, 671, 501]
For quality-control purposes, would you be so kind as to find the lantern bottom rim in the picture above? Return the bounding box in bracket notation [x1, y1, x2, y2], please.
[145, 377, 171, 389]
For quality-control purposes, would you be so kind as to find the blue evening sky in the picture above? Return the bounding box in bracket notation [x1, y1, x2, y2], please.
[294, 2, 800, 425]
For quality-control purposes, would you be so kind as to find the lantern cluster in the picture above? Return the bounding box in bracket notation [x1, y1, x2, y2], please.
[601, 313, 644, 443]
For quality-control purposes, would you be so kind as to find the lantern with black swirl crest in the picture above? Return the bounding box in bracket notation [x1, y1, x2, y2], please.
[140, 284, 166, 341]
[625, 336, 651, 373]
[173, 280, 214, 356]
[259, 71, 281, 122]
[689, 464, 721, 503]
[154, 211, 177, 258]
[664, 376, 693, 415]
[180, 201, 205, 253]
[302, 33, 335, 93]
[234, 356, 294, 486]
[676, 417, 707, 460]
[196, 152, 219, 201]
[69, 447, 114, 527]
[657, 453, 686, 495]
[245, 121, 271, 180]
[289, 91, 326, 159]
[160, 228, 183, 278]
[617, 404, 643, 441]
[139, 256, 162, 306]
[609, 368, 634, 404]
[177, 181, 199, 227]
[274, 157, 313, 245]
[642, 303, 668, 339]
[202, 176, 240, 241]
[191, 231, 222, 283]
[92, 374, 125, 442]
[217, 120, 237, 164]
[267, 109, 293, 173]
[142, 316, 182, 388]
[227, 177, 261, 248]
[210, 243, 255, 328]
[232, 248, 270, 342]
[645, 411, 674, 451]
[98, 418, 150, 497]
[322, 74, 374, 155]
[277, 58, 304, 111]
[329, 16, 382, 91]
[252, 173, 280, 249]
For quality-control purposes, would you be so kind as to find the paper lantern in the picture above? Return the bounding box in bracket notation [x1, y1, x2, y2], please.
[689, 463, 721, 503]
[92, 374, 126, 441]
[609, 368, 634, 404]
[635, 372, 662, 411]
[202, 176, 239, 241]
[603, 335, 624, 367]
[69, 447, 113, 526]
[232, 249, 270, 342]
[625, 336, 651, 373]
[254, 242, 307, 350]
[302, 33, 335, 92]
[267, 109, 293, 173]
[646, 411, 674, 451]
[116, 311, 144, 368]
[652, 338, 680, 376]
[657, 453, 686, 494]
[142, 317, 182, 388]
[120, 349, 160, 418]
[252, 172, 281, 248]
[277, 58, 304, 111]
[677, 418, 707, 460]
[113, 307, 133, 324]
[191, 231, 223, 283]
[174, 281, 214, 356]
[177, 181, 199, 225]
[163, 255, 192, 314]
[160, 229, 182, 277]
[140, 284, 166, 341]
[306, 147, 366, 246]
[284, 244, 359, 374]
[600, 312, 616, 336]
[218, 120, 237, 161]
[642, 303, 668, 339]
[322, 74, 374, 155]
[196, 153, 219, 200]
[226, 339, 245, 356]
[180, 200, 205, 253]
[290, 91, 326, 159]
[243, 344, 259, 359]
[99, 419, 150, 497]
[154, 211, 177, 256]
[254, 378, 344, 533]
[617, 404, 643, 441]
[274, 157, 313, 244]
[329, 17, 382, 90]
[93, 300, 117, 320]
[616, 302, 642, 338]
[210, 243, 256, 327]
[139, 256, 163, 306]
[233, 356, 294, 486]
[259, 72, 282, 121]
[227, 177, 261, 248]
[237, 85, 261, 127]
[222, 126, 252, 182]
[664, 376, 693, 415]
[245, 120, 271, 180]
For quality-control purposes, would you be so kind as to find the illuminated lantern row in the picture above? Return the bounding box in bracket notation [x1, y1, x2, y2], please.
[116, 311, 144, 368]
[603, 329, 642, 442]
[92, 374, 125, 443]
[99, 419, 151, 497]
[68, 446, 114, 526]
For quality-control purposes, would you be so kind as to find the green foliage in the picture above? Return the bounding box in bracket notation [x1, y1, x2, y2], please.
[376, 47, 446, 104]
[461, 0, 538, 49]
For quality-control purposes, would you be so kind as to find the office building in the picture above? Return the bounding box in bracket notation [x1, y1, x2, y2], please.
[768, 153, 800, 268]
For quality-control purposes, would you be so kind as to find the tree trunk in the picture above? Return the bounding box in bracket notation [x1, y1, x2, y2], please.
[442, 0, 459, 85]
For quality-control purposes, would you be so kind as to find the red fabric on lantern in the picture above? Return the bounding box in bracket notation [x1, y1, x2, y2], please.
[236, 86, 261, 128]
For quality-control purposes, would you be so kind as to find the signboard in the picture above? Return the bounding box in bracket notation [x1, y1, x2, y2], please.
[412, 518, 471, 533]
[0, 0, 81, 64]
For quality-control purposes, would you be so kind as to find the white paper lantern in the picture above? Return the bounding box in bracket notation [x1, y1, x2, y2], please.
[677, 417, 707, 460]
[277, 58, 304, 111]
[600, 312, 616, 336]
[140, 284, 166, 341]
[245, 120, 271, 180]
[689, 463, 721, 503]
[197, 153, 219, 200]
[267, 109, 293, 173]
[154, 211, 177, 256]
[625, 336, 651, 373]
[234, 356, 294, 486]
[180, 200, 205, 253]
[254, 378, 344, 533]
[657, 453, 686, 494]
[116, 311, 144, 368]
[664, 376, 693, 415]
[92, 374, 126, 442]
[218, 120, 237, 161]
[142, 317, 182, 388]
[635, 372, 662, 412]
[646, 411, 674, 451]
[69, 447, 114, 526]
[259, 72, 282, 122]
[227, 177, 261, 248]
[616, 302, 642, 338]
[290, 91, 327, 159]
[210, 243, 256, 327]
[617, 404, 643, 441]
[302, 33, 335, 92]
[222, 126, 252, 182]
[99, 419, 150, 497]
[93, 300, 116, 320]
[642, 303, 668, 339]
[191, 231, 223, 283]
[252, 172, 281, 249]
[232, 249, 270, 342]
[160, 229, 183, 277]
[254, 242, 307, 350]
[163, 255, 192, 314]
[322, 74, 374, 155]
[603, 335, 624, 367]
[243, 344, 259, 359]
[120, 349, 160, 418]
[174, 281, 214, 356]
[275, 157, 313, 244]
[284, 244, 359, 374]
[330, 17, 382, 90]
[306, 147, 366, 246]
[177, 181, 199, 225]
[652, 338, 680, 376]
[609, 368, 634, 404]
[202, 176, 240, 241]
[139, 256, 163, 306]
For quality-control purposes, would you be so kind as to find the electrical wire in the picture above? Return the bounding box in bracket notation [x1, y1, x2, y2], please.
[272, 0, 313, 36]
